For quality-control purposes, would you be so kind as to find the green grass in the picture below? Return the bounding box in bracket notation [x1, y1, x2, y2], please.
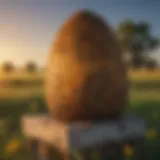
[0, 71, 160, 160]
[0, 96, 159, 160]
[0, 96, 46, 160]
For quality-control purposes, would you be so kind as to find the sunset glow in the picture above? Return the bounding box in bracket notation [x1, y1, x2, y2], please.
[0, 0, 160, 67]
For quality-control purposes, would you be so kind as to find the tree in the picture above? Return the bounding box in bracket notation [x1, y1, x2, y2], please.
[118, 20, 159, 69]
[25, 62, 37, 73]
[1, 61, 15, 73]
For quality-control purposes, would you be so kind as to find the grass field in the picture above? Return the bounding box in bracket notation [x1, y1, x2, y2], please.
[0, 70, 160, 160]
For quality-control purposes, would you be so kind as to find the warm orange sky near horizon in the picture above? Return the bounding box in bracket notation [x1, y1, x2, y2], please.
[0, 0, 160, 67]
[0, 12, 51, 67]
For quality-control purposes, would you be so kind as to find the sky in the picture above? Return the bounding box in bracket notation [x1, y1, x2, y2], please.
[0, 0, 160, 67]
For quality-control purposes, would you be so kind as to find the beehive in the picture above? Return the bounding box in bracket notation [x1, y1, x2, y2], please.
[45, 10, 128, 122]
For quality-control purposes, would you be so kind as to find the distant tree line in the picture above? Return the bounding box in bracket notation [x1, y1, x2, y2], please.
[117, 19, 159, 70]
[0, 61, 39, 73]
[1, 20, 159, 73]
[1, 61, 15, 73]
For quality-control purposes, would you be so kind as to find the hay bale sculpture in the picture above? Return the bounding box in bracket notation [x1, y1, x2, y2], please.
[45, 9, 128, 122]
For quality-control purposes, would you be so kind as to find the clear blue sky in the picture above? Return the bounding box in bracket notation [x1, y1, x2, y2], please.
[0, 0, 160, 66]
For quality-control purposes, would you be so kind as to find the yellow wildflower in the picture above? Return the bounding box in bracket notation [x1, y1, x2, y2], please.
[124, 144, 134, 157]
[6, 138, 22, 155]
[146, 128, 157, 140]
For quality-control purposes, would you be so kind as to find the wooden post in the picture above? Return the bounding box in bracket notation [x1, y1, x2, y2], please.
[21, 114, 146, 160]
[27, 139, 39, 160]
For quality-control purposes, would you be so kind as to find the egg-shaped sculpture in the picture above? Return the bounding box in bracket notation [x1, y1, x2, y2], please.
[45, 10, 128, 122]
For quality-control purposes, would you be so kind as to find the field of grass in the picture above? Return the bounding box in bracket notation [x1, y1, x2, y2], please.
[0, 70, 160, 160]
